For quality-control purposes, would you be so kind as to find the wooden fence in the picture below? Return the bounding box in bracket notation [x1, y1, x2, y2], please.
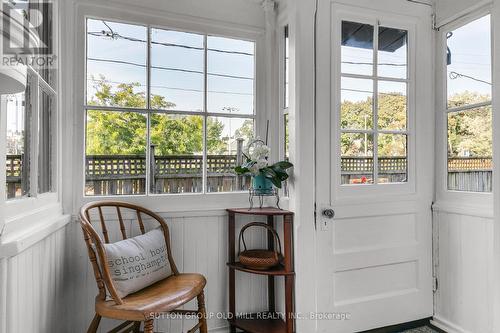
[5, 155, 494, 197]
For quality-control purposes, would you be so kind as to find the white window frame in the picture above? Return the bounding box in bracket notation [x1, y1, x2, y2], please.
[435, 7, 493, 208]
[332, 7, 417, 200]
[1, 1, 62, 232]
[278, 19, 290, 197]
[73, 3, 266, 212]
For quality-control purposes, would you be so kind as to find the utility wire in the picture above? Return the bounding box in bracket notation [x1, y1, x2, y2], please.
[87, 57, 254, 81]
[88, 24, 254, 57]
[449, 71, 492, 85]
[86, 77, 253, 96]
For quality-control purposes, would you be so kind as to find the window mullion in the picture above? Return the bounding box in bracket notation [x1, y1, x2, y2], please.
[373, 19, 380, 185]
[30, 75, 40, 197]
[146, 26, 152, 194]
[203, 34, 208, 193]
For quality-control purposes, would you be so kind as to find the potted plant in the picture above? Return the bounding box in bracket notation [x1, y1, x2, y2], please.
[234, 139, 293, 194]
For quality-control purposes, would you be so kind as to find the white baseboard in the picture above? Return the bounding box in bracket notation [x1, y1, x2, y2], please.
[431, 316, 473, 333]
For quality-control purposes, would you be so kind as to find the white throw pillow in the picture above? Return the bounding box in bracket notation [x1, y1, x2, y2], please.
[102, 227, 172, 298]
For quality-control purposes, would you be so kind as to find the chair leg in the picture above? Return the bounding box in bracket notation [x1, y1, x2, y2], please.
[197, 291, 208, 333]
[86, 313, 101, 333]
[144, 319, 154, 333]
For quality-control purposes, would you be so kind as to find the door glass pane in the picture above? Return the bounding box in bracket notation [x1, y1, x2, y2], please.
[85, 110, 147, 196]
[206, 117, 253, 192]
[207, 36, 255, 115]
[447, 15, 491, 108]
[341, 133, 374, 185]
[150, 29, 204, 112]
[38, 89, 55, 193]
[378, 81, 407, 130]
[341, 77, 373, 130]
[150, 114, 203, 194]
[341, 21, 374, 75]
[377, 134, 407, 183]
[447, 107, 492, 192]
[5, 91, 30, 199]
[378, 26, 407, 79]
[86, 19, 147, 108]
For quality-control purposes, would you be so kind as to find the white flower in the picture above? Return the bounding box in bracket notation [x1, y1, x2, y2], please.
[256, 158, 268, 169]
[249, 163, 260, 175]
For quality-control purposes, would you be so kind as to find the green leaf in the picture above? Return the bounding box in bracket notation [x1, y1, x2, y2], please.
[234, 166, 250, 175]
[261, 168, 283, 188]
[272, 161, 293, 170]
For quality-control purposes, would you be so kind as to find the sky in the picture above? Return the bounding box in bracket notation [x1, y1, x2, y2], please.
[85, 19, 255, 144]
[340, 15, 491, 105]
[5, 15, 492, 153]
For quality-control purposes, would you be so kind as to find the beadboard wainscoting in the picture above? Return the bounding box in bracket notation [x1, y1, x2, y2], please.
[68, 209, 283, 333]
[432, 205, 494, 333]
[0, 224, 71, 333]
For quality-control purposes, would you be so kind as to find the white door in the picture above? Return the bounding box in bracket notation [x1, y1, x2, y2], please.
[315, 1, 434, 332]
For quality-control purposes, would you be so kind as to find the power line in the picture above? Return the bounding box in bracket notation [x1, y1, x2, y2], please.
[86, 77, 253, 96]
[449, 71, 491, 85]
[87, 24, 254, 57]
[87, 57, 254, 81]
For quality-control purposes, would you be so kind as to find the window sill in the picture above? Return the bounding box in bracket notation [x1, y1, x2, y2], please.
[79, 191, 256, 214]
[0, 201, 71, 258]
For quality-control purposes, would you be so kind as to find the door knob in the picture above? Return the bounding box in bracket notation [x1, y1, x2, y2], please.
[322, 208, 335, 219]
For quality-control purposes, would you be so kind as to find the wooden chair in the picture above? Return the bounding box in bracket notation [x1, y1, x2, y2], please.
[80, 201, 208, 333]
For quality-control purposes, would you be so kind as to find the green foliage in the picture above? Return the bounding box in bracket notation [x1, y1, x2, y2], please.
[447, 91, 492, 157]
[86, 78, 251, 155]
[341, 91, 491, 158]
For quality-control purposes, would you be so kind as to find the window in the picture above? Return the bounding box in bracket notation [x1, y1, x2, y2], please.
[282, 25, 290, 196]
[340, 20, 408, 185]
[5, 70, 56, 200]
[85, 19, 255, 196]
[446, 15, 492, 192]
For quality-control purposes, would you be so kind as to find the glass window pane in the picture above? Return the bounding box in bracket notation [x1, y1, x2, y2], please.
[341, 21, 374, 75]
[378, 81, 407, 130]
[38, 89, 55, 193]
[5, 91, 30, 199]
[378, 134, 407, 183]
[378, 26, 407, 79]
[447, 15, 491, 108]
[86, 19, 147, 108]
[85, 110, 147, 196]
[284, 114, 290, 159]
[206, 117, 254, 192]
[207, 36, 255, 115]
[150, 29, 204, 112]
[341, 77, 373, 130]
[150, 114, 203, 194]
[341, 133, 374, 185]
[284, 25, 290, 109]
[447, 107, 492, 192]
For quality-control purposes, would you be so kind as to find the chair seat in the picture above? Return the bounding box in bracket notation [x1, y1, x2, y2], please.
[96, 273, 207, 321]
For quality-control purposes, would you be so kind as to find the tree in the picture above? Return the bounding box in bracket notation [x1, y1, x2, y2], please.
[86, 77, 248, 155]
[340, 90, 492, 158]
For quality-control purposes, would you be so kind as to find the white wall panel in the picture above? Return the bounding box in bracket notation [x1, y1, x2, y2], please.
[433, 210, 494, 333]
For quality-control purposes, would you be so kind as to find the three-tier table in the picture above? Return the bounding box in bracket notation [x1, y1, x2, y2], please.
[226, 207, 295, 333]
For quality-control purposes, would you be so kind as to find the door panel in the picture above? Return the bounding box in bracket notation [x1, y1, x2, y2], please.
[315, 2, 434, 332]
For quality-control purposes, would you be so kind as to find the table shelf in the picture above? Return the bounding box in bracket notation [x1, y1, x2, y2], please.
[227, 262, 295, 276]
[227, 207, 295, 333]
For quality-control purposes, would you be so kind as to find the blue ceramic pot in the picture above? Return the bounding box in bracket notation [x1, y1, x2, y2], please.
[252, 173, 273, 194]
